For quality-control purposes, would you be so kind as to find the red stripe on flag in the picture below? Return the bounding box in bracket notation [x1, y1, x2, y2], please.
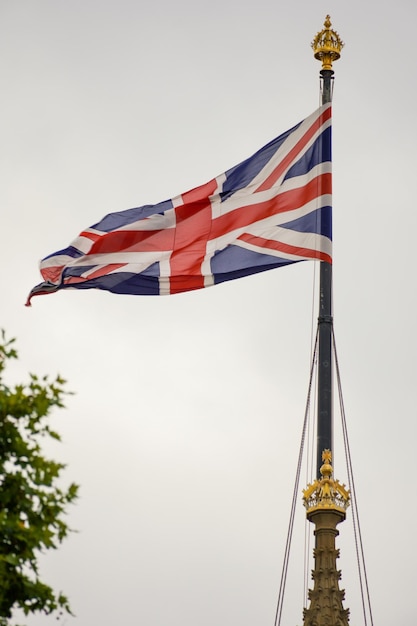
[210, 173, 331, 240]
[180, 178, 218, 204]
[89, 228, 175, 254]
[256, 106, 332, 193]
[169, 180, 217, 293]
[63, 264, 127, 285]
[238, 233, 332, 264]
[41, 265, 65, 283]
[79, 230, 102, 243]
[79, 263, 127, 281]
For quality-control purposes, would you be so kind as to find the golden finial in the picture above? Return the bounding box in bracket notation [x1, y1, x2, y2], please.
[312, 15, 344, 71]
[303, 449, 350, 515]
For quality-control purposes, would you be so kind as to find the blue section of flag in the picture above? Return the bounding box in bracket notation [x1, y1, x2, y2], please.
[220, 122, 302, 201]
[284, 126, 331, 182]
[43, 245, 84, 262]
[211, 245, 293, 281]
[92, 200, 174, 232]
[61, 270, 161, 296]
[282, 206, 332, 239]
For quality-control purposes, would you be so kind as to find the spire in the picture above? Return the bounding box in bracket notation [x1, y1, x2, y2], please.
[302, 451, 350, 626]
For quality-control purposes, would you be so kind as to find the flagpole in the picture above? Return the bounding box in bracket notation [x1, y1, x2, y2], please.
[316, 72, 333, 476]
[313, 17, 343, 477]
[301, 20, 350, 626]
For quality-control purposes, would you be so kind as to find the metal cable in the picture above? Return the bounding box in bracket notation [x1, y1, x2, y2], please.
[332, 327, 375, 626]
[304, 264, 319, 606]
[273, 322, 374, 626]
[273, 327, 319, 626]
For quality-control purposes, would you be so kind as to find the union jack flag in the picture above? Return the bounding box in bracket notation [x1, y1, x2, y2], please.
[27, 104, 332, 305]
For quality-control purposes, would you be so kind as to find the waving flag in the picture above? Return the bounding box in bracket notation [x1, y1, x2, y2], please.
[27, 104, 332, 305]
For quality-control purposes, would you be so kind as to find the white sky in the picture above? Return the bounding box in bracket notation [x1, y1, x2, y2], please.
[1, 1, 417, 625]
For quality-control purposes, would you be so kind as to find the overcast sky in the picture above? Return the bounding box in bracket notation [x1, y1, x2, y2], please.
[1, 1, 417, 625]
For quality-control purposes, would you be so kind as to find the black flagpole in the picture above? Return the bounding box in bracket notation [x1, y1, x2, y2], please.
[316, 68, 333, 477]
[312, 16, 343, 477]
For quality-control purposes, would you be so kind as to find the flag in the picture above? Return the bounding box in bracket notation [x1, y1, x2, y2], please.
[27, 104, 332, 305]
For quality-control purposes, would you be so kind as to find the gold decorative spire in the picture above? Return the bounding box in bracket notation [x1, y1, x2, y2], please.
[303, 449, 350, 516]
[302, 450, 351, 626]
[312, 15, 344, 71]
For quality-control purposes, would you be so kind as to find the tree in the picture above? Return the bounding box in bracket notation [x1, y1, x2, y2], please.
[0, 332, 78, 624]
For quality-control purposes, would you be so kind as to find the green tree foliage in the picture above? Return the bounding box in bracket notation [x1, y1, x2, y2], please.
[0, 332, 78, 624]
